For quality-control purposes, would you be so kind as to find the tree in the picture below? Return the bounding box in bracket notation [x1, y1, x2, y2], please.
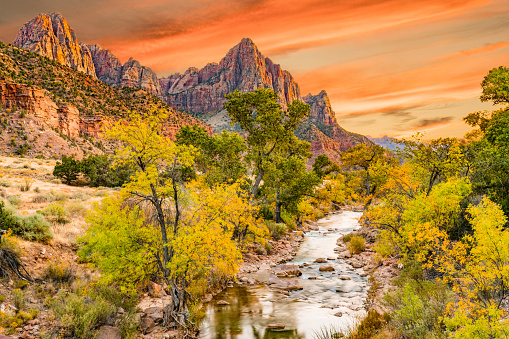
[480, 66, 509, 105]
[341, 143, 394, 197]
[312, 154, 340, 179]
[53, 155, 81, 184]
[224, 88, 310, 199]
[81, 154, 134, 187]
[176, 126, 246, 186]
[400, 136, 468, 196]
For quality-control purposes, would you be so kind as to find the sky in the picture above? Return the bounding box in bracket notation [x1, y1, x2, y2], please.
[1, 0, 509, 139]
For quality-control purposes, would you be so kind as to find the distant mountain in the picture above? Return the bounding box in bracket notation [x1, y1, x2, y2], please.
[14, 13, 162, 96]
[12, 13, 371, 162]
[159, 38, 371, 162]
[367, 135, 401, 151]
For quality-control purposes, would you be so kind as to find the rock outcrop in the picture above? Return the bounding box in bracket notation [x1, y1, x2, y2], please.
[14, 13, 96, 77]
[0, 81, 93, 138]
[303, 90, 338, 126]
[160, 38, 301, 112]
[14, 13, 162, 96]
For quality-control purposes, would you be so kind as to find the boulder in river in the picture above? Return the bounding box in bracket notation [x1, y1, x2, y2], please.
[319, 266, 335, 272]
[275, 264, 302, 277]
[216, 300, 230, 305]
[314, 258, 327, 263]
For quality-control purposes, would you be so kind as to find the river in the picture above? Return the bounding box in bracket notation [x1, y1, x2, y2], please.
[199, 211, 366, 339]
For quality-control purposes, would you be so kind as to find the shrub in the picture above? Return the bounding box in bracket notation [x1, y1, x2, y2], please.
[43, 262, 75, 284]
[54, 192, 69, 201]
[266, 220, 287, 240]
[38, 202, 70, 224]
[7, 195, 21, 208]
[0, 180, 11, 187]
[13, 288, 25, 310]
[349, 310, 390, 339]
[71, 191, 90, 201]
[11, 214, 53, 243]
[383, 265, 453, 338]
[347, 235, 366, 255]
[66, 201, 87, 218]
[19, 177, 32, 192]
[32, 194, 50, 203]
[50, 293, 115, 339]
[53, 155, 81, 185]
[342, 233, 353, 243]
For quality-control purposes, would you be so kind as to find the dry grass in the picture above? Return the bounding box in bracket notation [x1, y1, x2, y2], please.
[0, 155, 111, 246]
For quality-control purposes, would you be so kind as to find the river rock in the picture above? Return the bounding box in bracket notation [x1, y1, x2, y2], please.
[334, 312, 343, 317]
[267, 323, 286, 330]
[319, 266, 335, 272]
[97, 326, 121, 339]
[339, 275, 351, 280]
[275, 264, 302, 277]
[140, 317, 156, 334]
[314, 258, 327, 263]
[271, 278, 303, 291]
[144, 307, 163, 322]
[216, 300, 230, 305]
[308, 276, 317, 280]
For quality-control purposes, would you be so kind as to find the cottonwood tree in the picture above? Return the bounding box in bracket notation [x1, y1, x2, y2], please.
[80, 111, 243, 330]
[223, 88, 310, 199]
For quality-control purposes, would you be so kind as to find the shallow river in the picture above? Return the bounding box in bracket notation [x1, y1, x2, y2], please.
[199, 211, 366, 339]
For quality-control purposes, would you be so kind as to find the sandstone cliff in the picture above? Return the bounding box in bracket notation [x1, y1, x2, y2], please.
[160, 38, 301, 112]
[14, 13, 162, 96]
[14, 13, 96, 77]
[303, 90, 338, 126]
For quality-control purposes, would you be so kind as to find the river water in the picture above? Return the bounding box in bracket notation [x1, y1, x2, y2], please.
[199, 211, 366, 339]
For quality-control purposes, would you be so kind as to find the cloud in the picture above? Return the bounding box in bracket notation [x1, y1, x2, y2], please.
[414, 116, 454, 128]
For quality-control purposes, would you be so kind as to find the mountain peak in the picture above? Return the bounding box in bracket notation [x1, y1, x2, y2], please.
[14, 13, 96, 76]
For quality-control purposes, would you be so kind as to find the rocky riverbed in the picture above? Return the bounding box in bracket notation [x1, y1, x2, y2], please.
[198, 209, 395, 339]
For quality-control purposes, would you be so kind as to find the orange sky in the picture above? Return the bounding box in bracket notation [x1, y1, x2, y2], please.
[1, 0, 509, 138]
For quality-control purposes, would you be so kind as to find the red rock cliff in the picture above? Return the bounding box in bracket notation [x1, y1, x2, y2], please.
[160, 38, 302, 112]
[14, 13, 96, 77]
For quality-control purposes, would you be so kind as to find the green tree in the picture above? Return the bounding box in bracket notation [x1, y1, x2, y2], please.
[176, 126, 246, 186]
[224, 88, 310, 198]
[341, 143, 393, 197]
[312, 154, 340, 179]
[480, 66, 509, 105]
[53, 155, 81, 184]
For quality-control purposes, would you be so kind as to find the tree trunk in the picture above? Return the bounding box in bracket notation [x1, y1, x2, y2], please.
[251, 166, 264, 199]
[275, 187, 282, 223]
[163, 282, 190, 329]
[365, 170, 371, 196]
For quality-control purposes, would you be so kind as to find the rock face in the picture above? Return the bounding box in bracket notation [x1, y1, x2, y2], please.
[160, 38, 370, 161]
[118, 58, 162, 96]
[160, 38, 301, 112]
[14, 13, 96, 77]
[15, 13, 162, 96]
[303, 90, 338, 126]
[0, 81, 97, 138]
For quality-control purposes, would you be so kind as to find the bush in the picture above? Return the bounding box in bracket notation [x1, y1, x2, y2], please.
[18, 178, 32, 192]
[50, 292, 115, 339]
[266, 220, 287, 240]
[71, 191, 90, 201]
[11, 214, 53, 243]
[347, 235, 366, 255]
[32, 194, 50, 203]
[38, 202, 70, 224]
[43, 262, 75, 284]
[66, 201, 87, 217]
[7, 195, 21, 208]
[383, 264, 453, 338]
[349, 310, 390, 339]
[0, 180, 11, 187]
